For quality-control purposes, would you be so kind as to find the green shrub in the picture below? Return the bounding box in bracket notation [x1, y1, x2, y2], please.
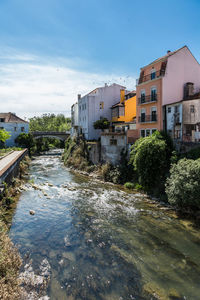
[93, 118, 110, 130]
[134, 183, 143, 191]
[166, 158, 200, 210]
[124, 182, 134, 189]
[130, 132, 174, 193]
[183, 146, 200, 160]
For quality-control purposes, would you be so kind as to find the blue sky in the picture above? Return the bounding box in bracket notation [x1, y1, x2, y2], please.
[0, 0, 200, 117]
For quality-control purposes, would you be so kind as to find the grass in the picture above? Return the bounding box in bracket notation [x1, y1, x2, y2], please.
[0, 220, 22, 300]
[0, 147, 23, 158]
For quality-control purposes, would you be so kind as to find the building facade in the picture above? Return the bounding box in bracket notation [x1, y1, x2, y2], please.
[71, 102, 79, 137]
[165, 101, 183, 140]
[136, 46, 200, 138]
[78, 83, 125, 140]
[101, 131, 126, 165]
[182, 96, 200, 142]
[0, 113, 29, 147]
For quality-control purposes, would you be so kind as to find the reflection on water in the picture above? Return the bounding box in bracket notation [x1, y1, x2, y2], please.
[10, 150, 200, 299]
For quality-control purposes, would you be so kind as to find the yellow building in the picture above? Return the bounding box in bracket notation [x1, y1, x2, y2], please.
[111, 89, 136, 123]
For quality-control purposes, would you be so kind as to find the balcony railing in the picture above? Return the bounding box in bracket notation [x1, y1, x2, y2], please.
[138, 114, 157, 123]
[138, 94, 157, 105]
[137, 70, 165, 85]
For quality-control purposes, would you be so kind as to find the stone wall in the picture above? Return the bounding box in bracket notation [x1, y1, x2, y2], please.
[101, 132, 126, 165]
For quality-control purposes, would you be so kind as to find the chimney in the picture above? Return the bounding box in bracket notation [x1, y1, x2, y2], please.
[184, 82, 194, 99]
[167, 50, 171, 54]
[78, 94, 81, 100]
[120, 89, 125, 103]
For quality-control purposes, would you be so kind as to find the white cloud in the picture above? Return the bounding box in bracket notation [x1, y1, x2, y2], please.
[0, 50, 136, 119]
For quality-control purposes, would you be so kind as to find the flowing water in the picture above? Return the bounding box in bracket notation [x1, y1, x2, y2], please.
[9, 150, 200, 300]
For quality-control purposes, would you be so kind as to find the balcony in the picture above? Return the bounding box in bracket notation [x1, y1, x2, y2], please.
[138, 94, 157, 105]
[137, 70, 165, 85]
[138, 114, 157, 123]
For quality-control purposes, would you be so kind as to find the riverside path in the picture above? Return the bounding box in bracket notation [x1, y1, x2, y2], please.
[0, 149, 28, 183]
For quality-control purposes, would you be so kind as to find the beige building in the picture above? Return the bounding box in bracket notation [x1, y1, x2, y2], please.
[182, 95, 200, 142]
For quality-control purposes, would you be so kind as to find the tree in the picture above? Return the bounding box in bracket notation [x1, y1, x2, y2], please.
[93, 118, 110, 130]
[166, 158, 200, 210]
[29, 114, 71, 132]
[15, 133, 35, 153]
[0, 129, 10, 146]
[130, 131, 174, 193]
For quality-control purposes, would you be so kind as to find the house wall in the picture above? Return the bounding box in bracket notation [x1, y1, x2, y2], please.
[0, 122, 29, 147]
[166, 102, 183, 139]
[124, 95, 136, 122]
[136, 77, 163, 136]
[163, 47, 200, 105]
[71, 102, 79, 137]
[101, 133, 126, 165]
[127, 129, 138, 144]
[182, 98, 200, 124]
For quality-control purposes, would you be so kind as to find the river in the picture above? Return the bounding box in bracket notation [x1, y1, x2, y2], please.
[9, 150, 200, 300]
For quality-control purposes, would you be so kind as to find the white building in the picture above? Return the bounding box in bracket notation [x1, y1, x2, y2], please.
[70, 101, 79, 137]
[78, 83, 126, 140]
[0, 113, 29, 147]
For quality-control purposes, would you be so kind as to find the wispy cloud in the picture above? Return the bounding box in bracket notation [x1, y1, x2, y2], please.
[0, 49, 136, 119]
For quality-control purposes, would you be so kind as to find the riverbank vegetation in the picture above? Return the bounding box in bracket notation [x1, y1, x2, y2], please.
[0, 156, 30, 299]
[64, 133, 200, 217]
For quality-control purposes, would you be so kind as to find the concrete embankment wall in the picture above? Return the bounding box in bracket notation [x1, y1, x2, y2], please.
[0, 149, 28, 185]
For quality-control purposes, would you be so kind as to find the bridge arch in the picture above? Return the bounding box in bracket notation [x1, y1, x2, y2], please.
[33, 135, 66, 141]
[32, 131, 70, 142]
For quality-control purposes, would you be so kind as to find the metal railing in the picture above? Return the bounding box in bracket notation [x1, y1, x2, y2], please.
[137, 70, 165, 84]
[138, 114, 157, 123]
[138, 94, 157, 104]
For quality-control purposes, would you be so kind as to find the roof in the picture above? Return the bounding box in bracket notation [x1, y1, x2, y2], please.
[0, 113, 28, 123]
[82, 83, 126, 98]
[141, 45, 188, 70]
[111, 102, 124, 108]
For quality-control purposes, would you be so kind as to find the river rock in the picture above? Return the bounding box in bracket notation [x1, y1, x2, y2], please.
[142, 282, 169, 300]
[29, 210, 35, 215]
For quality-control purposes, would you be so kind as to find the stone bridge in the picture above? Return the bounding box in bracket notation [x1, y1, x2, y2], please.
[32, 131, 70, 141]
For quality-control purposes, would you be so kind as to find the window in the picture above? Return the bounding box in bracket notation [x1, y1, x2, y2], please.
[0, 118, 5, 122]
[110, 139, 117, 145]
[141, 90, 145, 103]
[151, 87, 157, 101]
[151, 107, 157, 122]
[146, 129, 151, 136]
[167, 107, 171, 113]
[141, 108, 146, 122]
[100, 102, 104, 109]
[82, 104, 84, 110]
[79, 105, 81, 111]
[190, 105, 195, 113]
[14, 127, 17, 131]
[151, 68, 156, 80]
[175, 105, 179, 113]
[21, 127, 25, 132]
[140, 130, 145, 137]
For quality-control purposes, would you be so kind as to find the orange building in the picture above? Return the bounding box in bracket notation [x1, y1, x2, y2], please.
[111, 89, 136, 123]
[136, 59, 166, 137]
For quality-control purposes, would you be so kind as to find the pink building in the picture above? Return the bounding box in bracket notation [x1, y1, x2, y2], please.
[136, 46, 200, 137]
